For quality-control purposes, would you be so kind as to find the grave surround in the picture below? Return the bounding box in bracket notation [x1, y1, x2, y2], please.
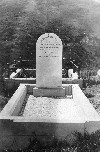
[1, 34, 100, 150]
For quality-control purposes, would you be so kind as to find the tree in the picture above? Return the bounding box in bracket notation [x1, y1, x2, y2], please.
[46, 20, 95, 71]
[0, 2, 25, 95]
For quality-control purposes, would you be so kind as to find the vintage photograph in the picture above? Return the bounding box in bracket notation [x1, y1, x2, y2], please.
[0, 0, 100, 151]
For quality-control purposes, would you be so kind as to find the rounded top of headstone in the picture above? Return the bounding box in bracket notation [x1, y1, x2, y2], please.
[36, 33, 62, 44]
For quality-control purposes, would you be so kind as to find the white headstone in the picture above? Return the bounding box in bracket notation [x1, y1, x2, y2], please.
[36, 33, 62, 88]
[97, 69, 100, 76]
[10, 72, 16, 78]
[72, 72, 78, 79]
[68, 69, 73, 78]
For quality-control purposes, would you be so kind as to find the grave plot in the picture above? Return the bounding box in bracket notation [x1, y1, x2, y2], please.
[0, 33, 100, 150]
[2, 34, 100, 123]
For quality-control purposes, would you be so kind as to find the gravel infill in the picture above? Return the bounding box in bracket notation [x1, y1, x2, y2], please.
[19, 84, 100, 118]
[23, 95, 77, 120]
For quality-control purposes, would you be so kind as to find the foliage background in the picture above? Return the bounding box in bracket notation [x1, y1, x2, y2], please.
[0, 0, 100, 69]
[0, 0, 100, 94]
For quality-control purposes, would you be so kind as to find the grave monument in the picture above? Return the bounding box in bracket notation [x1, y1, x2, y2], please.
[97, 69, 100, 76]
[33, 33, 66, 97]
[0, 33, 100, 150]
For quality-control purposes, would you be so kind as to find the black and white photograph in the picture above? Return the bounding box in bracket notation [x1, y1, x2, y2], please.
[0, 0, 100, 151]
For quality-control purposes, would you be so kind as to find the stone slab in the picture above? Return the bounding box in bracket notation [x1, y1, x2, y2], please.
[36, 33, 62, 88]
[0, 84, 27, 116]
[33, 87, 65, 97]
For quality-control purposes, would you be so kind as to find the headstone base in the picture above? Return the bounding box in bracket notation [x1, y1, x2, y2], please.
[33, 87, 65, 97]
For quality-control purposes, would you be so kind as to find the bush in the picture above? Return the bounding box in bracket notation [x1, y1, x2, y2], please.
[83, 75, 100, 89]
[0, 95, 8, 111]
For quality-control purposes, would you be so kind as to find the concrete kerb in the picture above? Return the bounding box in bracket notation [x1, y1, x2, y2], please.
[0, 84, 27, 116]
[0, 83, 74, 116]
[1, 83, 100, 121]
[73, 84, 100, 121]
[72, 84, 100, 134]
[0, 83, 100, 149]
